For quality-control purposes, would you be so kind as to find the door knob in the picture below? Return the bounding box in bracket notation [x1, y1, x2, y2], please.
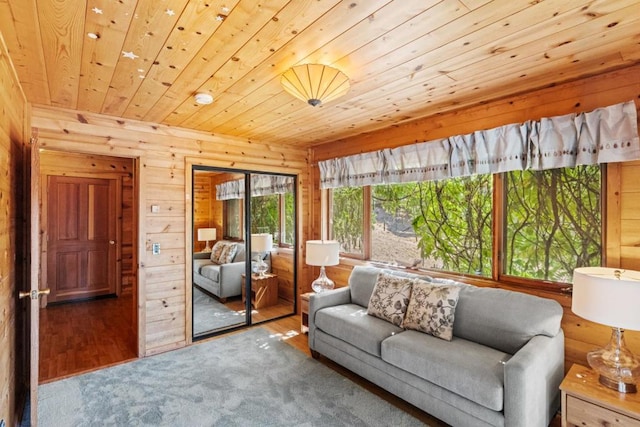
[109, 240, 116, 245]
[19, 288, 51, 300]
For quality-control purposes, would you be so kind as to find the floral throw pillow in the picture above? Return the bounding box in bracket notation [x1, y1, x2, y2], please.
[367, 273, 413, 327]
[210, 241, 225, 264]
[218, 243, 238, 264]
[402, 279, 461, 341]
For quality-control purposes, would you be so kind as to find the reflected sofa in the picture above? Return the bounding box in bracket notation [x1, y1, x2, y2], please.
[308, 265, 565, 427]
[193, 241, 246, 301]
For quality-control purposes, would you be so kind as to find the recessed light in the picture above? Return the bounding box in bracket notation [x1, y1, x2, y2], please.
[87, 32, 99, 39]
[194, 93, 214, 105]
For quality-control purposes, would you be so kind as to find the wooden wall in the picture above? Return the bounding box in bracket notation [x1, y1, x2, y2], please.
[0, 31, 29, 427]
[30, 106, 311, 356]
[38, 151, 136, 295]
[311, 64, 640, 373]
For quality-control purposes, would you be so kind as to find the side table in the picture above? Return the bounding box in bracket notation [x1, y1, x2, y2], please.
[241, 273, 279, 309]
[560, 363, 640, 426]
[300, 292, 313, 333]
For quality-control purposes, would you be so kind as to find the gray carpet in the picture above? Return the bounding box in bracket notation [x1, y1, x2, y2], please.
[193, 286, 244, 335]
[38, 328, 426, 426]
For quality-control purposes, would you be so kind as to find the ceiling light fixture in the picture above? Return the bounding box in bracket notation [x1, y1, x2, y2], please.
[281, 64, 350, 107]
[194, 93, 214, 105]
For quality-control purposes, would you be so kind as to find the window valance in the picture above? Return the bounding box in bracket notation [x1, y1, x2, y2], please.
[216, 174, 294, 200]
[319, 101, 640, 189]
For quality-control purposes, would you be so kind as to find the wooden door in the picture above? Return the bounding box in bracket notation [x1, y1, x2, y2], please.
[47, 176, 118, 302]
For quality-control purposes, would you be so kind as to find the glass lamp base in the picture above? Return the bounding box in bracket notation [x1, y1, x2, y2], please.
[587, 328, 640, 393]
[311, 266, 334, 293]
[255, 256, 268, 277]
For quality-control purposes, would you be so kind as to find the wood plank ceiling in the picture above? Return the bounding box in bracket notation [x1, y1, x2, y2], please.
[1, 0, 639, 147]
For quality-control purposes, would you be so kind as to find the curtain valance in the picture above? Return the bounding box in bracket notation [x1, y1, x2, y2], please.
[216, 174, 294, 200]
[319, 101, 640, 189]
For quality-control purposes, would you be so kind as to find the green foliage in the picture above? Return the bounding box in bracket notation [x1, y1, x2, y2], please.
[250, 195, 279, 242]
[505, 166, 601, 282]
[331, 187, 364, 253]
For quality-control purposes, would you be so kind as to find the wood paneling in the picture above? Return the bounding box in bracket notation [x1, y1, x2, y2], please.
[0, 30, 29, 427]
[2, 1, 640, 146]
[310, 65, 640, 374]
[31, 105, 311, 356]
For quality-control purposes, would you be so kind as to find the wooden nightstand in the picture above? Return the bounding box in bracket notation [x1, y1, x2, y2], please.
[300, 292, 313, 333]
[241, 273, 278, 309]
[560, 364, 640, 426]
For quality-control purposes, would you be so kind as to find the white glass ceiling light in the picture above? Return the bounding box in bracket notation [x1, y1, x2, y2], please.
[281, 64, 350, 107]
[194, 93, 214, 105]
[572, 267, 640, 393]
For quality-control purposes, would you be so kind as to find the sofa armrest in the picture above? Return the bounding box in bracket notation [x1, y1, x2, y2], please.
[217, 261, 246, 296]
[504, 330, 564, 427]
[308, 287, 351, 350]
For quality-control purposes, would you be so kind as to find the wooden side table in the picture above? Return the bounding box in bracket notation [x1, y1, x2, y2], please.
[560, 364, 640, 426]
[241, 273, 279, 309]
[300, 292, 313, 333]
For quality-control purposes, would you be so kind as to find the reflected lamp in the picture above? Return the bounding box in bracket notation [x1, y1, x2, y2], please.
[306, 240, 340, 293]
[197, 228, 216, 252]
[251, 233, 273, 277]
[572, 267, 640, 393]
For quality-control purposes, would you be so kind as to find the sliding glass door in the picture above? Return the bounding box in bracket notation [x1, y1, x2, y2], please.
[191, 167, 296, 339]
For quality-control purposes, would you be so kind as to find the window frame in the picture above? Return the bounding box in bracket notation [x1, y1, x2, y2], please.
[325, 166, 606, 292]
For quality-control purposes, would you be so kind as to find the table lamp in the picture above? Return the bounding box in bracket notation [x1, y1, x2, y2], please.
[572, 267, 640, 393]
[306, 240, 340, 293]
[197, 228, 216, 252]
[251, 233, 273, 277]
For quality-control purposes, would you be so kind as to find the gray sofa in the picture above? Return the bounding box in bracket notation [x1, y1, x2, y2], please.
[308, 266, 564, 427]
[193, 241, 246, 301]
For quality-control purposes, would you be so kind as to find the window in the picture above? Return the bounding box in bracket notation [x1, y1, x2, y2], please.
[503, 166, 602, 284]
[249, 193, 294, 247]
[223, 199, 242, 240]
[328, 165, 603, 287]
[329, 186, 365, 256]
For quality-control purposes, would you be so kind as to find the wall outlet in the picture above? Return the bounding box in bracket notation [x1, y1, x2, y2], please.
[152, 243, 160, 255]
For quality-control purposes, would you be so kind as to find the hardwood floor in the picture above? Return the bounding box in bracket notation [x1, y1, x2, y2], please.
[39, 294, 137, 383]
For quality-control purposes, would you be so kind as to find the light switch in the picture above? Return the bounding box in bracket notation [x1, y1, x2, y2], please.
[151, 205, 160, 213]
[152, 243, 160, 255]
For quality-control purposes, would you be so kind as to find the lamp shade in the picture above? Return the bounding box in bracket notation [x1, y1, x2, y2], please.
[572, 267, 640, 331]
[306, 240, 340, 266]
[281, 64, 350, 107]
[251, 233, 273, 253]
[197, 228, 216, 242]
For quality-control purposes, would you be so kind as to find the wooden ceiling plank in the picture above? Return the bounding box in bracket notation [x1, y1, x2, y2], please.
[100, 0, 190, 116]
[122, 0, 243, 120]
[206, 0, 574, 138]
[141, 0, 312, 124]
[280, 45, 638, 146]
[0, 0, 50, 104]
[247, 0, 640, 144]
[37, 0, 86, 108]
[77, 0, 138, 112]
[161, 0, 377, 129]
[190, 0, 450, 132]
[227, 0, 615, 140]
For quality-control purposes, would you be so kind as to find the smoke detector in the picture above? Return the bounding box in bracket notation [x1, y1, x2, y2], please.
[194, 93, 214, 105]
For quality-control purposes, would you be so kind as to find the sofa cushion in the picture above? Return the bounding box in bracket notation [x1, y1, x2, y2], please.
[401, 279, 460, 341]
[452, 283, 563, 354]
[381, 330, 509, 411]
[210, 241, 225, 263]
[199, 264, 221, 283]
[349, 265, 432, 307]
[367, 273, 413, 327]
[315, 303, 403, 357]
[219, 243, 238, 264]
